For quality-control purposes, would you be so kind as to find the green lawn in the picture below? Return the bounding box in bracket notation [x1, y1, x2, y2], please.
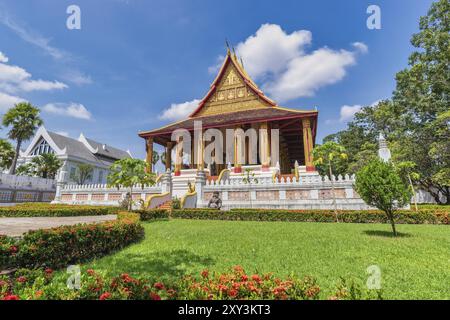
[84, 220, 450, 299]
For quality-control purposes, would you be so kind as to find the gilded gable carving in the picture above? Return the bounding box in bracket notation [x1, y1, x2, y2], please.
[195, 63, 271, 117]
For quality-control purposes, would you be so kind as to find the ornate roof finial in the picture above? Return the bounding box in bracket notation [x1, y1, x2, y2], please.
[225, 39, 230, 53]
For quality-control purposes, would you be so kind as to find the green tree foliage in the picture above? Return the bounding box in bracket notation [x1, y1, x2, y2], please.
[2, 102, 43, 174]
[30, 153, 62, 179]
[324, 0, 450, 204]
[356, 159, 412, 236]
[15, 163, 35, 176]
[0, 139, 15, 171]
[70, 163, 94, 185]
[107, 158, 156, 211]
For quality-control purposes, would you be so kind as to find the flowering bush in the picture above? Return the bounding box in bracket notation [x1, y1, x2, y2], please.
[0, 212, 144, 270]
[172, 208, 449, 224]
[134, 209, 170, 221]
[0, 266, 381, 300]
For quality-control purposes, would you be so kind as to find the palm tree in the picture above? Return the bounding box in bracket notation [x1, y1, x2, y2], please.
[31, 153, 62, 179]
[2, 102, 43, 174]
[0, 139, 15, 171]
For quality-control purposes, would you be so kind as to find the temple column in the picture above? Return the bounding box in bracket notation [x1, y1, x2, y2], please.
[165, 142, 174, 171]
[259, 122, 270, 171]
[302, 118, 315, 171]
[234, 125, 243, 173]
[145, 137, 153, 173]
[196, 130, 204, 170]
[174, 136, 182, 176]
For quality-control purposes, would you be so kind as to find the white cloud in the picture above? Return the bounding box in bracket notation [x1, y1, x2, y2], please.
[352, 42, 369, 54]
[265, 48, 357, 102]
[236, 24, 312, 79]
[42, 102, 92, 120]
[0, 51, 8, 63]
[0, 59, 67, 94]
[159, 99, 200, 121]
[339, 104, 363, 123]
[60, 69, 93, 85]
[0, 92, 26, 112]
[212, 24, 368, 103]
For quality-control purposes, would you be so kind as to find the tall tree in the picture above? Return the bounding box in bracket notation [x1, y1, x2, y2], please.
[390, 0, 450, 203]
[31, 153, 62, 179]
[0, 139, 15, 171]
[2, 102, 43, 174]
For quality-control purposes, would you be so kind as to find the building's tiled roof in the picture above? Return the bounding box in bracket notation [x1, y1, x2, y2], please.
[47, 131, 129, 164]
[84, 137, 131, 160]
[139, 107, 317, 137]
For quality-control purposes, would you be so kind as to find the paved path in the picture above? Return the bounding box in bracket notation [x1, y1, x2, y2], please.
[0, 215, 117, 237]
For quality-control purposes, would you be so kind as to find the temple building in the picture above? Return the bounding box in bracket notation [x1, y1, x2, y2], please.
[138, 49, 318, 179]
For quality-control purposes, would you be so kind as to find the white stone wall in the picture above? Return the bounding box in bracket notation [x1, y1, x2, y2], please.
[0, 172, 56, 191]
[54, 182, 163, 206]
[201, 173, 373, 210]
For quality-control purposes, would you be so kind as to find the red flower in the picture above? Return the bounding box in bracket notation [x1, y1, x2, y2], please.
[17, 276, 27, 283]
[9, 246, 17, 253]
[241, 275, 248, 281]
[251, 274, 261, 282]
[154, 282, 165, 290]
[86, 269, 96, 276]
[150, 292, 161, 300]
[45, 268, 53, 275]
[99, 292, 111, 300]
[3, 295, 19, 300]
[227, 289, 238, 297]
[201, 269, 209, 278]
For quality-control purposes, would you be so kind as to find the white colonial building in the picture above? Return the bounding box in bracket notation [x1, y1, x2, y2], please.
[17, 126, 132, 184]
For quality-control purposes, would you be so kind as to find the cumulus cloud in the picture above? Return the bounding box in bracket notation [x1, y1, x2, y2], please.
[0, 92, 26, 112]
[211, 24, 368, 103]
[339, 104, 363, 123]
[0, 51, 8, 63]
[159, 99, 200, 121]
[42, 102, 92, 120]
[0, 57, 67, 93]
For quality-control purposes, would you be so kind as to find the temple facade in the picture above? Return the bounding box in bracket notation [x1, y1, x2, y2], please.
[139, 49, 318, 180]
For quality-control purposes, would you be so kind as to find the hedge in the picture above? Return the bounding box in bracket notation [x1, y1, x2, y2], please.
[134, 209, 170, 221]
[0, 204, 118, 218]
[0, 212, 144, 270]
[170, 208, 449, 224]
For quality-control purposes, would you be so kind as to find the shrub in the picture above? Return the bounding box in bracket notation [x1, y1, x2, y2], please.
[0, 204, 118, 218]
[171, 208, 449, 224]
[134, 209, 170, 221]
[0, 266, 381, 300]
[356, 159, 412, 236]
[0, 212, 144, 270]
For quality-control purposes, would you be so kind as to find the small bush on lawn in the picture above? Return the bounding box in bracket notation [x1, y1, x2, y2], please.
[0, 266, 382, 300]
[171, 208, 449, 224]
[134, 209, 170, 221]
[0, 212, 144, 270]
[0, 204, 118, 217]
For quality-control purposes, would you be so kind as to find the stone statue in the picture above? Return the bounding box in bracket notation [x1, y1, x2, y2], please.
[208, 191, 222, 209]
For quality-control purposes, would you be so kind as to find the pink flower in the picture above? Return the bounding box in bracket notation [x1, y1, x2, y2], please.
[99, 292, 111, 300]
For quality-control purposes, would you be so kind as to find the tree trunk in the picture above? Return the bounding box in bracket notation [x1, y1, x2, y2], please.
[9, 139, 21, 175]
[329, 161, 339, 223]
[408, 173, 418, 212]
[388, 212, 397, 237]
[128, 187, 133, 211]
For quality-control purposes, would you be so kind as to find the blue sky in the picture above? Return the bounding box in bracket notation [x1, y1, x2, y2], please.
[0, 0, 434, 159]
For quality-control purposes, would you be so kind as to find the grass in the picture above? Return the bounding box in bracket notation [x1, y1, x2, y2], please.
[83, 219, 450, 299]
